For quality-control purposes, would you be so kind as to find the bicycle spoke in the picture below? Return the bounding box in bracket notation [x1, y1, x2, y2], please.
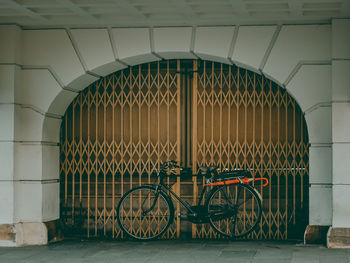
[117, 186, 172, 240]
[207, 184, 262, 238]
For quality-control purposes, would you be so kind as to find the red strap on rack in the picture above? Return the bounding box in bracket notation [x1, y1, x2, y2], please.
[204, 177, 269, 187]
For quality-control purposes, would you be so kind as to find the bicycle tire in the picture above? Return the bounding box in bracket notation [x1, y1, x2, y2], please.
[206, 183, 262, 238]
[116, 185, 174, 240]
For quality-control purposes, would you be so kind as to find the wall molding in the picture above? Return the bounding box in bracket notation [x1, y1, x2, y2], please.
[304, 102, 332, 115]
[65, 28, 89, 73]
[284, 60, 331, 87]
[0, 179, 59, 183]
[259, 25, 281, 71]
[0, 102, 62, 119]
[149, 28, 163, 60]
[0, 62, 80, 94]
[0, 140, 59, 146]
[309, 143, 332, 147]
[228, 25, 239, 59]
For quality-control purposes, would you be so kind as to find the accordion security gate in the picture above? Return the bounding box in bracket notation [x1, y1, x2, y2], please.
[60, 60, 309, 240]
[191, 61, 309, 240]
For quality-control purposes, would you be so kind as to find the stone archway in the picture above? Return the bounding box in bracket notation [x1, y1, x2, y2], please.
[38, 26, 330, 244]
[0, 24, 333, 246]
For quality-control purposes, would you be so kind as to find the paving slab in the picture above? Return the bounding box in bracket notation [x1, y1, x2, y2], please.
[0, 240, 349, 263]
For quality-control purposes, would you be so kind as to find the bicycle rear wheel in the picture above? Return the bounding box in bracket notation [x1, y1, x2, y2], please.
[116, 185, 174, 240]
[206, 183, 262, 238]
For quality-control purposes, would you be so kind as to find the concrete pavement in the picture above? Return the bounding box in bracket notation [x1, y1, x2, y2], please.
[0, 240, 349, 263]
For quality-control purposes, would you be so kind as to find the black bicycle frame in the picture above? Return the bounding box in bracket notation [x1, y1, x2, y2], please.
[155, 171, 209, 215]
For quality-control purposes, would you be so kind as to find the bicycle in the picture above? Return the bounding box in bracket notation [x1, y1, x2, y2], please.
[116, 160, 269, 240]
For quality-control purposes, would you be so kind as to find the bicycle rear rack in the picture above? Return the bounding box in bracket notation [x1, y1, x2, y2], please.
[204, 177, 269, 187]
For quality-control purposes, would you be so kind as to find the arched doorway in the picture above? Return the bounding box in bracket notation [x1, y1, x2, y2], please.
[60, 60, 309, 240]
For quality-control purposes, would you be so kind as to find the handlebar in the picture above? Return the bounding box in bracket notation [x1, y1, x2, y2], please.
[161, 160, 217, 176]
[160, 161, 218, 180]
[160, 160, 181, 171]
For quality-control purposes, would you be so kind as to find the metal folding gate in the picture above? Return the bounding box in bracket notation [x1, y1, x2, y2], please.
[60, 60, 309, 240]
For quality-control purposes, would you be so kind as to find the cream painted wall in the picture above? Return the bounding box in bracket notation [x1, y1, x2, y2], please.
[0, 20, 346, 245]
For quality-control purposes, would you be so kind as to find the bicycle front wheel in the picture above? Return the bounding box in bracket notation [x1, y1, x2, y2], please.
[116, 185, 174, 240]
[206, 183, 262, 238]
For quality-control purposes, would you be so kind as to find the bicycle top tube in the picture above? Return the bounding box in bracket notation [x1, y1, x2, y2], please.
[158, 183, 195, 212]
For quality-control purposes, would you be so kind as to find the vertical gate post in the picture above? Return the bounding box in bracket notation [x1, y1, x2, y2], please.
[176, 60, 181, 238]
[191, 60, 198, 238]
